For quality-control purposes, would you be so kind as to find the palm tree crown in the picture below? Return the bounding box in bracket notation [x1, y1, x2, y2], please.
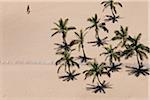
[122, 33, 150, 61]
[51, 18, 76, 41]
[100, 45, 121, 64]
[86, 14, 108, 38]
[112, 26, 129, 47]
[55, 50, 79, 73]
[83, 60, 108, 83]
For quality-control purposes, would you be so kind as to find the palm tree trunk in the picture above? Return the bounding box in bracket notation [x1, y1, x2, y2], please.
[97, 75, 101, 84]
[62, 32, 67, 43]
[109, 56, 113, 65]
[111, 9, 115, 16]
[95, 28, 100, 39]
[136, 52, 140, 67]
[63, 37, 67, 44]
[64, 64, 67, 73]
[68, 65, 71, 73]
[81, 44, 86, 56]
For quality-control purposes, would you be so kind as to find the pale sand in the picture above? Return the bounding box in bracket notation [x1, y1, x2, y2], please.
[0, 0, 149, 100]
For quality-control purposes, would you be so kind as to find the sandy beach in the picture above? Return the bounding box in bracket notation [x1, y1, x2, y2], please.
[0, 0, 149, 100]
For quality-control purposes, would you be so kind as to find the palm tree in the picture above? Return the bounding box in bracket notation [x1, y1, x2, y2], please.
[101, 0, 123, 15]
[112, 26, 129, 47]
[105, 15, 120, 23]
[100, 45, 121, 64]
[74, 30, 92, 63]
[74, 30, 87, 51]
[59, 70, 80, 81]
[86, 14, 100, 38]
[88, 36, 108, 47]
[86, 14, 108, 38]
[86, 80, 111, 94]
[51, 18, 76, 43]
[55, 50, 79, 73]
[126, 62, 149, 77]
[122, 33, 150, 65]
[83, 60, 108, 83]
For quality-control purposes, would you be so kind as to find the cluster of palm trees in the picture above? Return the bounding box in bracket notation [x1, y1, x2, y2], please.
[51, 0, 150, 94]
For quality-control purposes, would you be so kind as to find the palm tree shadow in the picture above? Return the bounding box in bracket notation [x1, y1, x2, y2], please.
[105, 15, 121, 23]
[78, 55, 92, 63]
[88, 36, 108, 47]
[54, 40, 77, 52]
[86, 80, 112, 94]
[126, 62, 150, 77]
[108, 62, 122, 73]
[59, 70, 80, 82]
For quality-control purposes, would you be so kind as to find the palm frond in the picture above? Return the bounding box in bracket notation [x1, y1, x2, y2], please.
[67, 26, 76, 30]
[69, 40, 79, 47]
[55, 57, 64, 65]
[136, 33, 142, 42]
[114, 2, 123, 7]
[137, 50, 148, 60]
[138, 44, 150, 53]
[57, 63, 65, 73]
[64, 18, 69, 26]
